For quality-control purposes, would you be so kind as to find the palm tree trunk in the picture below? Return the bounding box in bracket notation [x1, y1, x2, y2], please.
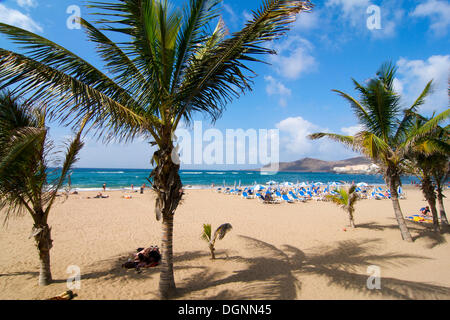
[386, 172, 413, 242]
[209, 243, 216, 259]
[150, 142, 183, 299]
[421, 176, 440, 232]
[348, 210, 356, 228]
[33, 222, 53, 286]
[436, 183, 448, 226]
[160, 214, 176, 298]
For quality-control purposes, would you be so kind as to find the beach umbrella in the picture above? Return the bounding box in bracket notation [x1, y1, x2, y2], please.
[357, 182, 368, 187]
[253, 184, 265, 191]
[281, 182, 293, 187]
[299, 182, 307, 187]
[266, 180, 277, 185]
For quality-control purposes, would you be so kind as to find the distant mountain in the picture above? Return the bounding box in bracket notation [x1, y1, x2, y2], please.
[260, 157, 373, 173]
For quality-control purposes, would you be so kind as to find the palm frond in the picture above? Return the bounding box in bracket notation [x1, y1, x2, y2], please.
[212, 223, 233, 244]
[201, 223, 212, 242]
[308, 132, 358, 152]
[175, 0, 313, 124]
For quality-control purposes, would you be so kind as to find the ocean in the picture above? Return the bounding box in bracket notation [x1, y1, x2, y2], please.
[62, 168, 419, 191]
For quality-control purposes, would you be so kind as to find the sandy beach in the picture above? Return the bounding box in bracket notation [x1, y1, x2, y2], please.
[0, 187, 449, 300]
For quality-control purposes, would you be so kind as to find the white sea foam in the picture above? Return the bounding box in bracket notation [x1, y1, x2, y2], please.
[94, 171, 125, 174]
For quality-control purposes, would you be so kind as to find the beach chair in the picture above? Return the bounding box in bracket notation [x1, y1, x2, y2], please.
[289, 191, 305, 202]
[374, 192, 385, 200]
[281, 194, 294, 203]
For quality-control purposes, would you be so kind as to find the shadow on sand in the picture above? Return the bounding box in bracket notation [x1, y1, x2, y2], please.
[356, 220, 449, 249]
[23, 235, 449, 300]
[174, 236, 450, 300]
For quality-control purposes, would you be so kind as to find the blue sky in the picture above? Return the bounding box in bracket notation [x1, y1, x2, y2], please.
[0, 0, 449, 169]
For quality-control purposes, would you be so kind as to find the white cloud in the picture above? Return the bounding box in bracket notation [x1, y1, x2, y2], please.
[396, 55, 450, 113]
[293, 10, 320, 30]
[411, 0, 450, 36]
[326, 0, 371, 26]
[16, 0, 38, 8]
[275, 116, 359, 161]
[325, 0, 402, 38]
[341, 124, 364, 136]
[269, 36, 317, 80]
[276, 117, 319, 155]
[264, 76, 291, 107]
[0, 4, 43, 32]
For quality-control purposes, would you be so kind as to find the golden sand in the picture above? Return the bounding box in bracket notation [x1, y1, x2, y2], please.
[0, 188, 449, 300]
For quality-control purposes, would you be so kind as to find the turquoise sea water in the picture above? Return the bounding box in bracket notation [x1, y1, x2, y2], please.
[63, 168, 419, 190]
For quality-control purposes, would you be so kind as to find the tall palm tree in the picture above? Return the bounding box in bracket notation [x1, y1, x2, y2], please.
[326, 185, 360, 228]
[432, 154, 449, 225]
[309, 62, 449, 242]
[0, 90, 85, 286]
[0, 0, 314, 298]
[405, 113, 450, 231]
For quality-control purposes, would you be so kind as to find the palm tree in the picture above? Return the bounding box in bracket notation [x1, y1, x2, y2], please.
[432, 155, 449, 226]
[309, 62, 449, 242]
[0, 90, 85, 286]
[405, 113, 450, 231]
[0, 0, 314, 298]
[201, 223, 233, 259]
[326, 185, 360, 228]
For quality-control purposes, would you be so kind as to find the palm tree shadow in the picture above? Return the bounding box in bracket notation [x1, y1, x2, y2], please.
[175, 236, 450, 300]
[356, 222, 399, 231]
[412, 228, 448, 249]
[357, 220, 448, 248]
[176, 236, 300, 300]
[80, 250, 211, 282]
[283, 240, 449, 299]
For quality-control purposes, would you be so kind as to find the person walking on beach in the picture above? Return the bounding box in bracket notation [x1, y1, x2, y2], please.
[102, 183, 106, 192]
[131, 184, 134, 192]
[140, 184, 146, 194]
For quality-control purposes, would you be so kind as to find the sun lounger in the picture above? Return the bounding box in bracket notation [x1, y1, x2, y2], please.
[282, 194, 294, 203]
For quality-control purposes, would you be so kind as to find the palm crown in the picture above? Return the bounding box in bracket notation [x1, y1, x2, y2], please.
[0, 90, 85, 285]
[0, 0, 313, 145]
[309, 63, 449, 241]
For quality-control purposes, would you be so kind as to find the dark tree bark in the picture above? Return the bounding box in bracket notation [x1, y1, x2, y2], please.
[150, 141, 183, 299]
[421, 176, 440, 232]
[434, 175, 448, 226]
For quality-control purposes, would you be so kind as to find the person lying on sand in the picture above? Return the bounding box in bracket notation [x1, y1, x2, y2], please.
[88, 193, 109, 199]
[420, 206, 431, 216]
[122, 246, 161, 272]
